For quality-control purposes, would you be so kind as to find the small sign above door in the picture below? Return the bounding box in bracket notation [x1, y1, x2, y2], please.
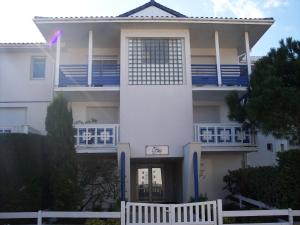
[145, 145, 169, 155]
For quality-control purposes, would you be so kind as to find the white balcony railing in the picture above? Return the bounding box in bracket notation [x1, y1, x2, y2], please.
[0, 125, 40, 134]
[74, 123, 119, 148]
[193, 123, 255, 146]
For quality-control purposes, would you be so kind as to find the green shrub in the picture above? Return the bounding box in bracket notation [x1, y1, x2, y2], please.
[277, 149, 300, 209]
[85, 219, 120, 225]
[0, 134, 45, 211]
[223, 149, 300, 209]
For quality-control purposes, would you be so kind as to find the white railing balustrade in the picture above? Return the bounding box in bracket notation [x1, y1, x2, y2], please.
[74, 124, 119, 147]
[194, 123, 255, 146]
[0, 125, 40, 134]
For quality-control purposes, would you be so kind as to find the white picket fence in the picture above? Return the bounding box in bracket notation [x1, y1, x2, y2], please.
[126, 201, 217, 225]
[0, 200, 299, 225]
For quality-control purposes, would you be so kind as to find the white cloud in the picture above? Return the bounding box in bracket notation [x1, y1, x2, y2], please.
[263, 0, 288, 8]
[211, 0, 288, 18]
[212, 0, 264, 18]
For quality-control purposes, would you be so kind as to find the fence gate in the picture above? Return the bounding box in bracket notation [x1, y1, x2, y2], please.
[125, 201, 217, 225]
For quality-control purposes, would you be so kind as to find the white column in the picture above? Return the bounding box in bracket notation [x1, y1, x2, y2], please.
[215, 31, 222, 86]
[88, 30, 93, 86]
[54, 35, 61, 87]
[245, 31, 252, 76]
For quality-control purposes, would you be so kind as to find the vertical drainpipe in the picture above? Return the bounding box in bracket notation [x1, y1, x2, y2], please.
[120, 152, 126, 201]
[193, 152, 199, 202]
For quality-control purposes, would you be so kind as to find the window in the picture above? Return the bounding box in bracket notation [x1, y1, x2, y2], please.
[128, 38, 184, 85]
[31, 57, 46, 79]
[267, 143, 273, 152]
[280, 143, 285, 151]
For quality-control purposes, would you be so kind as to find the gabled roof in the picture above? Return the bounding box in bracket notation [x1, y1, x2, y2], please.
[118, 0, 187, 18]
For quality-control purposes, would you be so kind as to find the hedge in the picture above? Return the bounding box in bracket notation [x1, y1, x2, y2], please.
[223, 149, 300, 209]
[0, 133, 81, 211]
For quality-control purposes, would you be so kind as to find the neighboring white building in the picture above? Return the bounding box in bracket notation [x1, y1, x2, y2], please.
[0, 0, 274, 202]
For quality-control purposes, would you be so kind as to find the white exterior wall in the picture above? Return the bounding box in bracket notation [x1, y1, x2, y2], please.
[0, 51, 54, 133]
[247, 134, 288, 166]
[193, 101, 232, 123]
[200, 152, 244, 200]
[71, 101, 119, 123]
[60, 48, 119, 64]
[191, 48, 239, 64]
[0, 52, 54, 101]
[129, 6, 175, 17]
[120, 29, 193, 158]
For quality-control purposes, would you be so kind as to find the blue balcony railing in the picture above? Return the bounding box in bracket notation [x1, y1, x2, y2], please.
[59, 64, 120, 87]
[192, 64, 249, 86]
[92, 64, 120, 86]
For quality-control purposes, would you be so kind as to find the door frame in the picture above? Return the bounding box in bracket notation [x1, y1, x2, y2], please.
[135, 164, 166, 203]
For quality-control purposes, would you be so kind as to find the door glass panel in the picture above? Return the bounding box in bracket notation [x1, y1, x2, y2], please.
[137, 168, 150, 201]
[151, 168, 163, 202]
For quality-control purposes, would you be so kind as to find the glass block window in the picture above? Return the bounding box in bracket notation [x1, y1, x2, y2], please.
[128, 38, 184, 85]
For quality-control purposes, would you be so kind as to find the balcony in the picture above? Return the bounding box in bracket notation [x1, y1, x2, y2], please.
[0, 125, 40, 134]
[191, 64, 249, 87]
[59, 64, 120, 87]
[74, 123, 119, 153]
[193, 123, 256, 147]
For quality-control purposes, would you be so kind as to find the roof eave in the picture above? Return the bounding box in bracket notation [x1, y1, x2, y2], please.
[33, 16, 275, 25]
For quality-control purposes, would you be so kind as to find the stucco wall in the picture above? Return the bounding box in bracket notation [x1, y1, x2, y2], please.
[247, 134, 288, 166]
[191, 48, 239, 64]
[193, 100, 232, 123]
[0, 50, 54, 133]
[200, 152, 245, 200]
[129, 6, 176, 17]
[71, 101, 119, 123]
[120, 29, 193, 158]
[0, 51, 54, 101]
[60, 48, 120, 64]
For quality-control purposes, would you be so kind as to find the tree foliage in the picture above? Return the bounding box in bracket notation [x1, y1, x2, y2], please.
[45, 94, 81, 210]
[223, 149, 300, 209]
[226, 38, 300, 142]
[78, 155, 119, 210]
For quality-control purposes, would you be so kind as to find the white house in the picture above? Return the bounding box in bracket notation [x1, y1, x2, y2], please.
[0, 0, 274, 203]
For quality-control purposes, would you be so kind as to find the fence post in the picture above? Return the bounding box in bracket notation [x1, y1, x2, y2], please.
[37, 210, 42, 225]
[217, 199, 223, 225]
[288, 208, 293, 225]
[121, 201, 126, 225]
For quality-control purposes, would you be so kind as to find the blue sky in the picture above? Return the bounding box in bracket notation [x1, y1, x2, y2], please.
[0, 0, 299, 56]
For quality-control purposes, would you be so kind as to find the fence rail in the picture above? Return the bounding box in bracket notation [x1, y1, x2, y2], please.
[1, 200, 299, 225]
[217, 199, 300, 225]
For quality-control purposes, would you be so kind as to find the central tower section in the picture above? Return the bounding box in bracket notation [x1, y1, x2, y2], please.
[120, 29, 193, 158]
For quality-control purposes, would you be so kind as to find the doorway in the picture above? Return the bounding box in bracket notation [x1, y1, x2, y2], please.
[137, 166, 164, 202]
[131, 159, 182, 203]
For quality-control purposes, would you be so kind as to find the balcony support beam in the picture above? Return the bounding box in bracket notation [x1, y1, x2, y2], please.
[54, 34, 61, 87]
[88, 30, 93, 86]
[245, 31, 252, 77]
[214, 31, 222, 86]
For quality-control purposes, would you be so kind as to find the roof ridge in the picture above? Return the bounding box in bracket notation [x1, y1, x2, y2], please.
[118, 0, 187, 18]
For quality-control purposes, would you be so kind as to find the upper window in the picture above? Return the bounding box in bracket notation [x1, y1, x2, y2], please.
[128, 38, 184, 85]
[31, 57, 46, 79]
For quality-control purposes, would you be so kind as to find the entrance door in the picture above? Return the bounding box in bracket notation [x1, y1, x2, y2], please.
[137, 167, 164, 202]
